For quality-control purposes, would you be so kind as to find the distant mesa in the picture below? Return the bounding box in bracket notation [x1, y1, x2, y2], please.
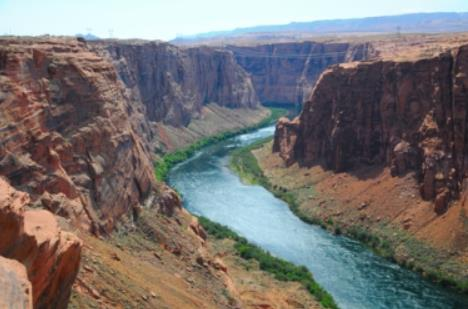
[172, 12, 468, 44]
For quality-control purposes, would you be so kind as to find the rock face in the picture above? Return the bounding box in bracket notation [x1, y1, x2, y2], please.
[228, 42, 374, 105]
[274, 45, 468, 213]
[94, 41, 259, 126]
[0, 38, 157, 233]
[0, 256, 32, 309]
[272, 117, 300, 165]
[0, 177, 81, 308]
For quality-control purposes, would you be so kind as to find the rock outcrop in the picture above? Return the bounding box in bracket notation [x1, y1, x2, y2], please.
[0, 256, 32, 309]
[0, 177, 81, 308]
[93, 41, 259, 126]
[228, 42, 374, 105]
[274, 45, 468, 213]
[0, 38, 157, 233]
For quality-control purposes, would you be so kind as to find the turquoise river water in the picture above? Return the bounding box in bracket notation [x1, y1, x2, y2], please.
[168, 125, 468, 309]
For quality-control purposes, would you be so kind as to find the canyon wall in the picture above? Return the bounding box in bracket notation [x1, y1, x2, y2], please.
[93, 41, 259, 126]
[0, 38, 158, 234]
[0, 37, 175, 307]
[0, 37, 264, 308]
[274, 45, 468, 214]
[228, 42, 375, 105]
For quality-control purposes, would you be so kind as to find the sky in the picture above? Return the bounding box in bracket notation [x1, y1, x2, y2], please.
[1, 0, 468, 41]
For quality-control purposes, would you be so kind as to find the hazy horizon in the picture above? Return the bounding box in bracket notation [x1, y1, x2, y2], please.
[1, 0, 468, 41]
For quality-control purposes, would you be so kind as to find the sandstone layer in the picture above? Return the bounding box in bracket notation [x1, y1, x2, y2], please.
[274, 45, 468, 214]
[257, 139, 468, 288]
[228, 42, 374, 105]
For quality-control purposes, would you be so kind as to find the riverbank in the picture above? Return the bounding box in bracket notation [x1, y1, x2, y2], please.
[155, 107, 287, 181]
[70, 201, 325, 308]
[230, 140, 468, 294]
[199, 216, 338, 309]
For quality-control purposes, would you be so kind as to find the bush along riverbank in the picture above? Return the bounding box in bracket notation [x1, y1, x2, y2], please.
[198, 216, 339, 309]
[229, 140, 468, 294]
[154, 107, 287, 181]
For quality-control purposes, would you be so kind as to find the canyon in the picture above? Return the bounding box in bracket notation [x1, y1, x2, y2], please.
[0, 37, 265, 308]
[0, 36, 349, 308]
[2, 31, 468, 308]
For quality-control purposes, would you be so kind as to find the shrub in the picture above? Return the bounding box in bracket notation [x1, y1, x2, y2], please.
[199, 216, 339, 309]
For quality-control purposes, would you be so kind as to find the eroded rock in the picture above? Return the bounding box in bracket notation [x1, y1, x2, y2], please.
[0, 178, 82, 309]
[274, 45, 468, 213]
[0, 38, 156, 233]
[93, 41, 259, 126]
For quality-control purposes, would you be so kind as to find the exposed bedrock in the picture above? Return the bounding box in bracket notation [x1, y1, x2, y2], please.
[274, 45, 468, 214]
[0, 38, 161, 234]
[94, 41, 259, 126]
[0, 256, 32, 309]
[0, 36, 261, 254]
[228, 41, 374, 105]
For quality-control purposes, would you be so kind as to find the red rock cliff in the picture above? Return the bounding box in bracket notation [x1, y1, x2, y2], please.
[228, 42, 375, 105]
[93, 41, 259, 126]
[0, 38, 159, 233]
[274, 45, 468, 214]
[0, 36, 186, 307]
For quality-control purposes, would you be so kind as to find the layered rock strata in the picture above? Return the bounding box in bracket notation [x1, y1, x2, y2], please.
[228, 42, 374, 105]
[93, 41, 259, 126]
[0, 38, 157, 233]
[274, 45, 468, 213]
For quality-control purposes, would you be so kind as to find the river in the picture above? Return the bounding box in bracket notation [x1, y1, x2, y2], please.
[168, 125, 468, 309]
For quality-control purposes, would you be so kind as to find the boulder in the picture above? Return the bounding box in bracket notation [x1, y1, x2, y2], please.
[0, 178, 82, 309]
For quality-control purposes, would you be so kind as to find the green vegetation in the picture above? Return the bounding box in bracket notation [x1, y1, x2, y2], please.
[229, 137, 273, 185]
[198, 216, 240, 240]
[155, 107, 287, 181]
[345, 225, 394, 258]
[198, 216, 339, 309]
[372, 224, 468, 293]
